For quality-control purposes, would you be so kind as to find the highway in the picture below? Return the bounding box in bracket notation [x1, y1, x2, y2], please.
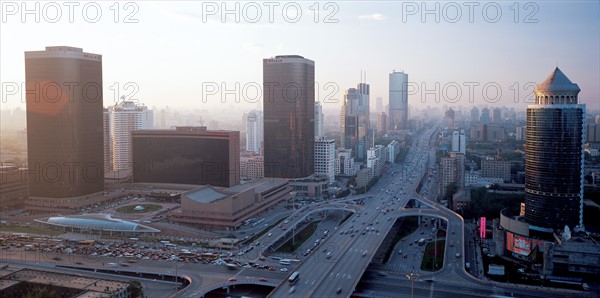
[268, 127, 443, 297]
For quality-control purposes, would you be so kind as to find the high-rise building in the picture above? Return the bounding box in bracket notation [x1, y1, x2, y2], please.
[525, 67, 585, 231]
[439, 152, 465, 195]
[375, 97, 384, 114]
[377, 112, 387, 134]
[108, 101, 153, 171]
[586, 123, 600, 143]
[445, 108, 456, 128]
[25, 46, 104, 212]
[516, 126, 526, 141]
[103, 108, 111, 172]
[131, 126, 240, 187]
[246, 110, 263, 154]
[492, 108, 502, 124]
[451, 129, 466, 154]
[315, 102, 324, 137]
[263, 55, 315, 178]
[389, 71, 408, 131]
[471, 107, 480, 122]
[314, 137, 335, 183]
[335, 148, 355, 176]
[341, 83, 370, 159]
[481, 107, 491, 124]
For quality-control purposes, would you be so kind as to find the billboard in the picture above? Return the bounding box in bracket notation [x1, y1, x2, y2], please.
[507, 232, 532, 256]
[480, 217, 486, 239]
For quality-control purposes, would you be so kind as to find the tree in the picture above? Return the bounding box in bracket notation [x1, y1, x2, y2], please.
[127, 280, 144, 298]
[444, 182, 458, 199]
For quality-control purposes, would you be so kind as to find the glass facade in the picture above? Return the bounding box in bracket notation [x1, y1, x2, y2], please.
[263, 56, 315, 178]
[132, 131, 239, 187]
[525, 106, 584, 230]
[25, 47, 104, 198]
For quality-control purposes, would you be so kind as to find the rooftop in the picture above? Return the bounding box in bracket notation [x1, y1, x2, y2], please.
[184, 186, 229, 204]
[39, 214, 160, 232]
[536, 67, 581, 93]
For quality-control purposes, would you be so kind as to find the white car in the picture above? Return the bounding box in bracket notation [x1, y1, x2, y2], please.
[280, 267, 289, 272]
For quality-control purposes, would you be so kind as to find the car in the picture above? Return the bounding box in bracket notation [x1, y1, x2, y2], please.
[336, 287, 342, 294]
[398, 250, 402, 254]
[267, 233, 272, 237]
[280, 268, 289, 272]
[259, 278, 268, 282]
[289, 286, 296, 294]
[456, 253, 460, 258]
[228, 278, 237, 282]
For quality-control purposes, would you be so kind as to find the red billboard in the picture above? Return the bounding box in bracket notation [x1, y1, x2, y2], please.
[507, 232, 533, 256]
[480, 217, 486, 239]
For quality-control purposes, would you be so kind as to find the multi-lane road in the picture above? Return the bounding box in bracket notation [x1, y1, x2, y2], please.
[267, 127, 443, 297]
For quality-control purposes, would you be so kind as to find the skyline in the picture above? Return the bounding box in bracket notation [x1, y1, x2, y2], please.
[1, 1, 599, 114]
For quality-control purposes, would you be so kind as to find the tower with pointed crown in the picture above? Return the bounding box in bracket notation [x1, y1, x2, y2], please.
[524, 68, 585, 232]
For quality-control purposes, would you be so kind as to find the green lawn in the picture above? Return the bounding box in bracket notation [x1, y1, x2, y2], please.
[115, 204, 162, 213]
[276, 222, 318, 253]
[420, 239, 445, 271]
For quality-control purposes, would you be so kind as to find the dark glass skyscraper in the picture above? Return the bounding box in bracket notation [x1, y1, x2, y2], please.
[341, 83, 370, 160]
[25, 46, 104, 202]
[263, 55, 315, 178]
[389, 71, 408, 131]
[525, 67, 585, 231]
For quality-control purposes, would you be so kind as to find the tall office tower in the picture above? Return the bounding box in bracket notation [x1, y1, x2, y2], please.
[459, 129, 466, 154]
[377, 112, 388, 134]
[315, 102, 324, 137]
[525, 68, 585, 231]
[452, 131, 460, 152]
[132, 126, 240, 187]
[492, 108, 502, 124]
[516, 126, 526, 141]
[389, 71, 409, 131]
[444, 108, 456, 128]
[341, 83, 370, 159]
[451, 129, 466, 154]
[263, 55, 315, 178]
[103, 108, 111, 172]
[314, 137, 335, 183]
[471, 106, 480, 122]
[480, 107, 491, 124]
[246, 110, 263, 154]
[375, 96, 384, 114]
[25, 46, 104, 213]
[108, 101, 153, 171]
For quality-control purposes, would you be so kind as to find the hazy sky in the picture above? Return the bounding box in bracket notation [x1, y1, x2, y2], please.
[1, 1, 599, 114]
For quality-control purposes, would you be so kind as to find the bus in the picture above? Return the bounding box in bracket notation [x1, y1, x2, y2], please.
[288, 271, 300, 285]
[279, 259, 291, 266]
[77, 240, 95, 246]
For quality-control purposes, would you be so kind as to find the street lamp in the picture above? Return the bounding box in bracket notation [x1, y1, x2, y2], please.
[406, 272, 420, 298]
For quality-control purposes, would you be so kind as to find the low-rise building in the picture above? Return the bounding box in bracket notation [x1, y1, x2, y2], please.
[0, 165, 28, 211]
[170, 178, 290, 230]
